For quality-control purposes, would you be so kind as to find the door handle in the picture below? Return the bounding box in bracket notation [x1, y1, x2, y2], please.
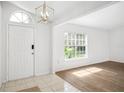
[32, 44, 34, 49]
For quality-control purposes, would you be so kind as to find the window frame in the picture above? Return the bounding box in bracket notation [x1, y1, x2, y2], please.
[64, 32, 88, 61]
[9, 11, 33, 25]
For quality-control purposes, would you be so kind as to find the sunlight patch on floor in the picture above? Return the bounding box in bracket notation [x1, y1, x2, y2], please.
[86, 67, 103, 73]
[72, 67, 103, 77]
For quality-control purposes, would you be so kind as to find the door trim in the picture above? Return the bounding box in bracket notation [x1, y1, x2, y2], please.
[7, 23, 35, 81]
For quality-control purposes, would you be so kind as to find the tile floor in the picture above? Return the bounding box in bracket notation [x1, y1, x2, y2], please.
[0, 74, 81, 92]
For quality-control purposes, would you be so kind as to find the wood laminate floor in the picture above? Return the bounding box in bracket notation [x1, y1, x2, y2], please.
[56, 61, 124, 92]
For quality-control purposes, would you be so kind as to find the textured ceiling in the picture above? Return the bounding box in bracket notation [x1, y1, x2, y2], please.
[10, 1, 115, 25]
[69, 2, 124, 30]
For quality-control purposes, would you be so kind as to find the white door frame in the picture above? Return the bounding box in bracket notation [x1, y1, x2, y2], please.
[7, 23, 35, 82]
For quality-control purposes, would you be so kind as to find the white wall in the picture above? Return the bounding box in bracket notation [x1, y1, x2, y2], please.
[53, 24, 109, 72]
[2, 1, 30, 82]
[110, 27, 124, 63]
[0, 2, 2, 87]
[2, 1, 123, 84]
[1, 2, 52, 82]
[35, 23, 52, 75]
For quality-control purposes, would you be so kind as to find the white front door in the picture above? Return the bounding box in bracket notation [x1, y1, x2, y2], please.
[8, 25, 34, 81]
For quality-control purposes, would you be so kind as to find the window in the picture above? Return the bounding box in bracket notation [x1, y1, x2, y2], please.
[64, 32, 87, 60]
[10, 11, 32, 24]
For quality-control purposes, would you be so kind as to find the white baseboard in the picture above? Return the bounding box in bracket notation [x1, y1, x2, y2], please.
[0, 83, 1, 88]
[55, 59, 108, 72]
[35, 71, 51, 76]
[110, 60, 124, 63]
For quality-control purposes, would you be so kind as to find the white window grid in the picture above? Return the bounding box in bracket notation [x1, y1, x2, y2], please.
[10, 11, 32, 24]
[64, 32, 87, 59]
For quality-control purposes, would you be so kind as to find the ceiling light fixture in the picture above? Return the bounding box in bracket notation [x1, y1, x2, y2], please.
[35, 1, 54, 23]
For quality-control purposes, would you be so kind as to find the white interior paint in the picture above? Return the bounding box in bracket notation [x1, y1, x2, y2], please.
[8, 25, 34, 81]
[10, 1, 115, 25]
[1, 2, 52, 83]
[0, 1, 124, 84]
[35, 23, 52, 76]
[109, 27, 124, 63]
[69, 2, 124, 30]
[0, 2, 2, 87]
[52, 24, 109, 72]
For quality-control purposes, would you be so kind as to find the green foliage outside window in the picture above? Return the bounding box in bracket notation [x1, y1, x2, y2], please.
[64, 46, 86, 59]
[64, 32, 87, 60]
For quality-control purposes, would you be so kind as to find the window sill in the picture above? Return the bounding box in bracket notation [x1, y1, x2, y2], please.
[64, 56, 88, 62]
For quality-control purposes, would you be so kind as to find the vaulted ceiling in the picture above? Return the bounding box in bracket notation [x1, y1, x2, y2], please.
[69, 2, 124, 30]
[10, 1, 115, 26]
